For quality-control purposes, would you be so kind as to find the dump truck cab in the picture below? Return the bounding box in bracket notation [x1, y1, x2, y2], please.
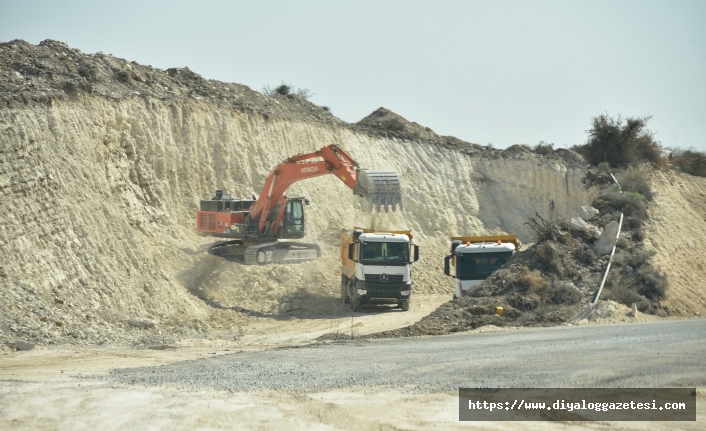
[444, 235, 517, 298]
[341, 228, 419, 312]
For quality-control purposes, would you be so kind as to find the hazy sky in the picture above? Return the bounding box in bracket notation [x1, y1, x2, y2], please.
[2, 0, 705, 152]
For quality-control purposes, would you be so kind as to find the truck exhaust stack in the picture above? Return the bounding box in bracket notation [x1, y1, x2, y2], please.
[353, 170, 403, 211]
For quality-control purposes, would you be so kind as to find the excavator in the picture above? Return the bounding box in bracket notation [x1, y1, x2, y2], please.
[196, 144, 403, 265]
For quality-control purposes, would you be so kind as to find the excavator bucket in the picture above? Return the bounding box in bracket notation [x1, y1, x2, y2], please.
[353, 170, 403, 211]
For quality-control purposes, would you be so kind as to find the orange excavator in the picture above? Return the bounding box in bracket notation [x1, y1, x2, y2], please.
[196, 144, 402, 265]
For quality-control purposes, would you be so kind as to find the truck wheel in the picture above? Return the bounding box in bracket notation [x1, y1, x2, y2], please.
[399, 300, 410, 312]
[349, 286, 362, 312]
[341, 276, 350, 304]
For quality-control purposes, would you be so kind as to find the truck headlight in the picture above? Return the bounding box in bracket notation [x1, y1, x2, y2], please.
[400, 290, 410, 296]
[357, 289, 367, 295]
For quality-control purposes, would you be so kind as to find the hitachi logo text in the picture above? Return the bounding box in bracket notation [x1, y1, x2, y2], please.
[301, 167, 318, 173]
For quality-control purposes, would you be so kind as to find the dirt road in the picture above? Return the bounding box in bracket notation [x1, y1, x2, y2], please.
[1, 319, 704, 430]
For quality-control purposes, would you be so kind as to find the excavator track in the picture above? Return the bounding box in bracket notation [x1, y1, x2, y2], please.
[207, 240, 245, 258]
[244, 242, 321, 265]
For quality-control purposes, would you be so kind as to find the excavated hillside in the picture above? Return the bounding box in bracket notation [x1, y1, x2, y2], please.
[1, 39, 701, 348]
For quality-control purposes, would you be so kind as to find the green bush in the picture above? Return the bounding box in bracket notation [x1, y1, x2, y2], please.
[573, 114, 665, 168]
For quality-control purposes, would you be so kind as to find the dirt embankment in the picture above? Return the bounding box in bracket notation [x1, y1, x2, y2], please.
[645, 170, 706, 316]
[2, 39, 680, 350]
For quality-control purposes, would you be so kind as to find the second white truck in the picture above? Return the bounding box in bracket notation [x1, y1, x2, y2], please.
[444, 235, 518, 298]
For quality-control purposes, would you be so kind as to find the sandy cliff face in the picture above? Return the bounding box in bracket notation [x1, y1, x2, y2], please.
[644, 170, 706, 316]
[0, 40, 596, 343]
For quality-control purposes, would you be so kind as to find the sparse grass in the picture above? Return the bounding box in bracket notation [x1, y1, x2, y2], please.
[623, 191, 645, 200]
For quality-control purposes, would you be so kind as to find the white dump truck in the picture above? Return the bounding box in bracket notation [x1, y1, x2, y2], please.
[340, 228, 419, 312]
[444, 235, 518, 298]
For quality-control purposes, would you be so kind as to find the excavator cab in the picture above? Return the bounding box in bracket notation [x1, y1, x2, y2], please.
[281, 197, 306, 238]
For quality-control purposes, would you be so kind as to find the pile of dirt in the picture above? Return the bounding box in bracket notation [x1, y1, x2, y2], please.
[367, 220, 599, 338]
[369, 168, 674, 338]
[574, 300, 660, 324]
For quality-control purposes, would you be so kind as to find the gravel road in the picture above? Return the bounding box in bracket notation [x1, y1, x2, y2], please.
[108, 319, 706, 392]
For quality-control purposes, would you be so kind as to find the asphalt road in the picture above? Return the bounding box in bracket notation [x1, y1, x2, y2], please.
[107, 319, 706, 392]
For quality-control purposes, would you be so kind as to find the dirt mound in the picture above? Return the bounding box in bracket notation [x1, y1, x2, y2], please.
[573, 300, 660, 324]
[367, 220, 600, 338]
[357, 107, 441, 142]
[0, 39, 338, 124]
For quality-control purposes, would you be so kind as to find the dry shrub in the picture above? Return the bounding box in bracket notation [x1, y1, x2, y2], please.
[572, 243, 596, 265]
[616, 237, 630, 249]
[614, 249, 655, 268]
[532, 141, 554, 155]
[536, 242, 564, 275]
[633, 229, 646, 242]
[617, 170, 653, 200]
[603, 249, 668, 308]
[513, 267, 547, 290]
[636, 266, 668, 299]
[547, 281, 582, 305]
[604, 276, 645, 306]
[592, 192, 648, 229]
[525, 213, 571, 244]
[672, 148, 706, 177]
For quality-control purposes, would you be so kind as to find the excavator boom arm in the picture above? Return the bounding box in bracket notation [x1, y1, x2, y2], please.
[248, 145, 364, 232]
[248, 144, 402, 235]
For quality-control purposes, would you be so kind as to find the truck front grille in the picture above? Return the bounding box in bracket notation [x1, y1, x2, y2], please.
[365, 274, 404, 290]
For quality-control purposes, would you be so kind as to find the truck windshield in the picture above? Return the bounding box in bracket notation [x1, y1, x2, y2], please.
[456, 252, 512, 280]
[361, 242, 408, 265]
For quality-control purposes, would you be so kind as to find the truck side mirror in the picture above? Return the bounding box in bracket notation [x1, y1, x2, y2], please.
[444, 255, 452, 277]
[413, 244, 419, 262]
[348, 243, 356, 261]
